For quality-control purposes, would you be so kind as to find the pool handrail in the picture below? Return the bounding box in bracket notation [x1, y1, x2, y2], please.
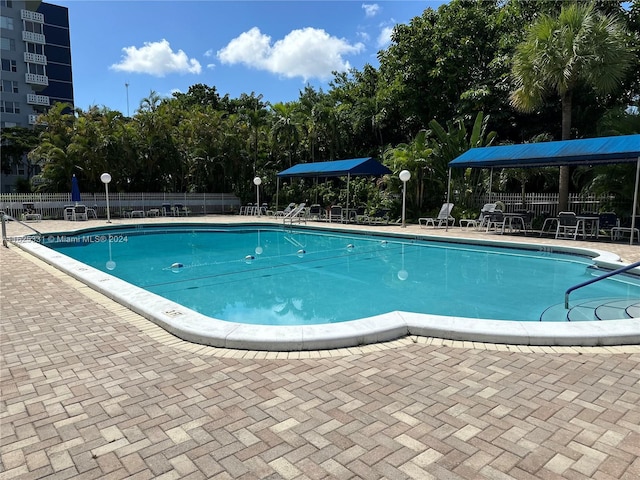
[1, 211, 43, 247]
[565, 260, 640, 309]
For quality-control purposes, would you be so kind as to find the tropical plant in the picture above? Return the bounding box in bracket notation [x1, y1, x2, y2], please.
[510, 2, 632, 211]
[427, 111, 497, 210]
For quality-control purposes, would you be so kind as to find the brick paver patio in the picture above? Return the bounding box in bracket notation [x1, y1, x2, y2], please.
[1, 217, 639, 479]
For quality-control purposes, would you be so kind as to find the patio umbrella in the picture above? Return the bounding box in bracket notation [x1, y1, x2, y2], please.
[71, 174, 82, 204]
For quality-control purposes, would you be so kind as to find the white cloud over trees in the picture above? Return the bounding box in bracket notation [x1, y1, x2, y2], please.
[217, 27, 364, 81]
[111, 39, 201, 77]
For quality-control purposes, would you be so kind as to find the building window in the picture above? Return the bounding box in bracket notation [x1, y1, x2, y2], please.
[1, 58, 17, 72]
[0, 80, 18, 93]
[1, 122, 18, 128]
[0, 101, 20, 114]
[26, 62, 45, 75]
[0, 15, 13, 30]
[0, 1, 13, 8]
[0, 37, 16, 51]
[26, 42, 44, 55]
[23, 20, 43, 35]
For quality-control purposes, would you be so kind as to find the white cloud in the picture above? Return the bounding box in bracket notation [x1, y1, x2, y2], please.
[362, 3, 380, 18]
[217, 27, 364, 81]
[357, 31, 371, 43]
[111, 39, 202, 77]
[206, 63, 216, 70]
[203, 49, 214, 57]
[377, 25, 394, 48]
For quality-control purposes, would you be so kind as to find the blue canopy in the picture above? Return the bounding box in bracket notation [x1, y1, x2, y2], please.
[447, 134, 640, 245]
[277, 157, 391, 178]
[449, 134, 640, 168]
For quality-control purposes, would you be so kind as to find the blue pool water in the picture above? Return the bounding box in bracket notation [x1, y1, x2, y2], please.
[46, 226, 640, 325]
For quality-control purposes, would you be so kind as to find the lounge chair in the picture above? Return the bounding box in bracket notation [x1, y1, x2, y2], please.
[63, 205, 75, 221]
[73, 205, 88, 221]
[354, 206, 367, 224]
[173, 203, 189, 216]
[275, 203, 296, 216]
[485, 210, 505, 233]
[598, 212, 619, 237]
[611, 215, 640, 243]
[419, 203, 455, 228]
[308, 204, 324, 221]
[21, 202, 41, 222]
[161, 203, 172, 216]
[329, 205, 343, 223]
[365, 208, 390, 225]
[459, 203, 496, 229]
[283, 203, 306, 224]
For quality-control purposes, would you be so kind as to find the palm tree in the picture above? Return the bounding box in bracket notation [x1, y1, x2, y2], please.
[510, 2, 632, 211]
[270, 102, 300, 169]
[138, 90, 162, 113]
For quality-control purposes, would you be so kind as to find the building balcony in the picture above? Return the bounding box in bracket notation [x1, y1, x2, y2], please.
[28, 114, 41, 125]
[25, 73, 48, 89]
[22, 31, 45, 45]
[21, 9, 45, 23]
[27, 93, 50, 108]
[24, 52, 47, 65]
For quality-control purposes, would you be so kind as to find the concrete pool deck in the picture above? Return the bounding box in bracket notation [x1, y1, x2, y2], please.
[4, 215, 640, 350]
[1, 217, 639, 479]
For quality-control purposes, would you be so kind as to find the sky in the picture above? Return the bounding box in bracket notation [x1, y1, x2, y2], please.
[53, 1, 447, 115]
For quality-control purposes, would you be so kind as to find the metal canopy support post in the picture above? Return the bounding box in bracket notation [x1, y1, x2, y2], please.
[632, 156, 639, 245]
[489, 167, 493, 202]
[346, 173, 350, 221]
[275, 177, 280, 214]
[445, 167, 452, 232]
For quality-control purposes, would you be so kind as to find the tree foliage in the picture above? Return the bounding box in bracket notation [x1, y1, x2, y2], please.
[3, 0, 637, 214]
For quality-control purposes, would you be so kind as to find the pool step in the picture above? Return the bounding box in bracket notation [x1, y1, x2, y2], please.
[539, 298, 640, 322]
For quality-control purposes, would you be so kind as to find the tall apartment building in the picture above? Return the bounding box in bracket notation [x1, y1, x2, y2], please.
[1, 0, 73, 192]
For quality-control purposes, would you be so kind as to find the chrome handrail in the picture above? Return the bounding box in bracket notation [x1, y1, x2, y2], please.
[565, 260, 640, 309]
[1, 211, 43, 247]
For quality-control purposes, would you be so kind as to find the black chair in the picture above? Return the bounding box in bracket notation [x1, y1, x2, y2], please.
[555, 212, 580, 239]
[598, 212, 619, 235]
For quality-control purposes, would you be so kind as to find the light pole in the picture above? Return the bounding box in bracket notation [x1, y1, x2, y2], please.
[253, 176, 262, 216]
[100, 172, 112, 223]
[399, 169, 411, 228]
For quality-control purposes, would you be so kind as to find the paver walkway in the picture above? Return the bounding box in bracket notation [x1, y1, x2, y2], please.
[2, 217, 640, 479]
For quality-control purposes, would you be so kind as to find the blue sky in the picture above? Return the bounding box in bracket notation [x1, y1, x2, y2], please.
[54, 1, 446, 115]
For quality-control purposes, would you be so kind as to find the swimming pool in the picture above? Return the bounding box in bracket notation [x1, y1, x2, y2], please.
[18, 223, 640, 349]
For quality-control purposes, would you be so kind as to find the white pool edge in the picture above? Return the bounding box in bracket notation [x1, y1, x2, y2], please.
[15, 232, 640, 351]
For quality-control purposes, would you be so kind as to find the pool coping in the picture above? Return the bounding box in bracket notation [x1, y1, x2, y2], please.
[14, 223, 640, 350]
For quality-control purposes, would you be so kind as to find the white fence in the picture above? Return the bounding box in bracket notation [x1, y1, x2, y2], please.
[473, 193, 625, 218]
[0, 192, 241, 219]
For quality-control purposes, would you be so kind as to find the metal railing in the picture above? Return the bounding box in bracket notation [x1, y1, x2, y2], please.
[1, 211, 42, 247]
[565, 260, 640, 309]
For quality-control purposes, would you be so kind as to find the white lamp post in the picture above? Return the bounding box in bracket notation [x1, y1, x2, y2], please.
[399, 170, 411, 228]
[253, 176, 262, 216]
[100, 172, 112, 223]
